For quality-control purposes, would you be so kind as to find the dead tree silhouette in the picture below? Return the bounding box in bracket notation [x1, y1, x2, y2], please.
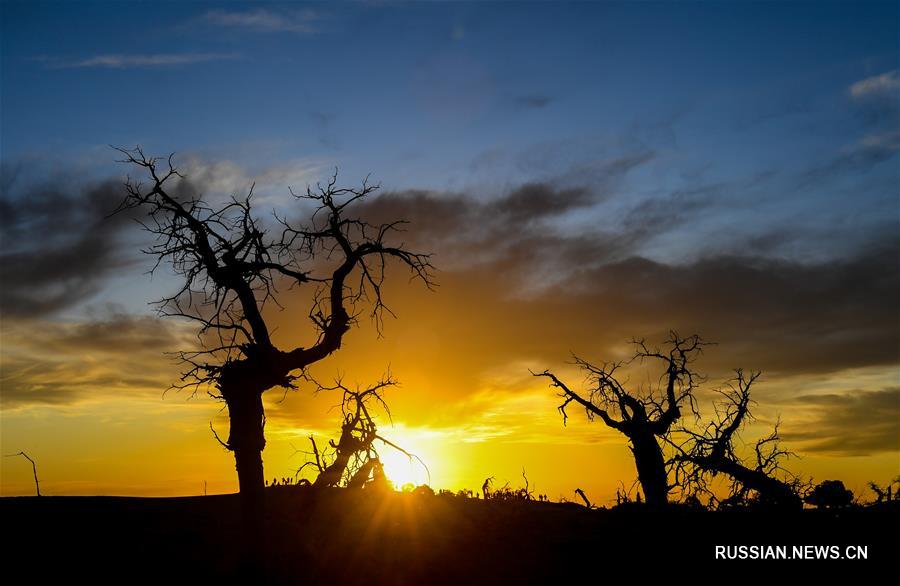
[534, 332, 706, 508]
[868, 477, 900, 503]
[481, 476, 494, 500]
[296, 374, 427, 490]
[671, 370, 804, 509]
[574, 488, 593, 508]
[115, 147, 434, 505]
[5, 452, 40, 496]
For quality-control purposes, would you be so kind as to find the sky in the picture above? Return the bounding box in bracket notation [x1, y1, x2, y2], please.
[0, 1, 898, 503]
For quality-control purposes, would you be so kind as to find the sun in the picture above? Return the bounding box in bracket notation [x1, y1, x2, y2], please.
[378, 440, 430, 489]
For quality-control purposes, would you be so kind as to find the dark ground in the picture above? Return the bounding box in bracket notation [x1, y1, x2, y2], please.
[2, 488, 895, 584]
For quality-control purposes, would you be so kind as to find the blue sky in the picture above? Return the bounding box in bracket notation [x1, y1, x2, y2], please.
[2, 0, 897, 324]
[1, 0, 898, 299]
[2, 2, 896, 191]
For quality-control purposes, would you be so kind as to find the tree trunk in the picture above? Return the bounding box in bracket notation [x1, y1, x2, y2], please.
[313, 427, 360, 488]
[695, 456, 802, 509]
[630, 432, 669, 507]
[222, 385, 267, 578]
[225, 387, 267, 504]
[346, 458, 379, 490]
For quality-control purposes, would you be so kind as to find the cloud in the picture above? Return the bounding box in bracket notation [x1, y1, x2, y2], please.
[347, 184, 900, 380]
[860, 129, 900, 152]
[0, 152, 326, 319]
[352, 182, 612, 277]
[202, 8, 322, 34]
[513, 139, 655, 188]
[548, 245, 900, 375]
[513, 94, 554, 109]
[0, 311, 192, 410]
[3, 154, 896, 452]
[848, 69, 900, 128]
[779, 388, 900, 455]
[0, 168, 135, 317]
[51, 53, 239, 69]
[849, 70, 900, 99]
[798, 129, 899, 186]
[167, 156, 324, 210]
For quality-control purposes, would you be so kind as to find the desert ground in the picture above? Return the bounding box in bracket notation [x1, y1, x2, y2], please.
[2, 487, 895, 584]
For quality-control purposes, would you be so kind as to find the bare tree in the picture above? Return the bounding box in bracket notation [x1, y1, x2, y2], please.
[115, 147, 434, 504]
[867, 477, 900, 503]
[671, 370, 804, 509]
[533, 332, 706, 508]
[4, 452, 40, 496]
[296, 374, 425, 490]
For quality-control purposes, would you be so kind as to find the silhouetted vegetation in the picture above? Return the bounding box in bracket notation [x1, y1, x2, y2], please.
[295, 374, 425, 491]
[3, 490, 895, 584]
[115, 148, 434, 505]
[482, 470, 537, 502]
[537, 333, 811, 510]
[805, 480, 855, 509]
[13, 147, 885, 582]
[672, 370, 805, 509]
[868, 477, 900, 503]
[534, 332, 707, 507]
[574, 487, 593, 508]
[3, 451, 40, 496]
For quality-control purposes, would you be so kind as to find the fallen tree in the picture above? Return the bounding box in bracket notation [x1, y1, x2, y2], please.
[671, 370, 805, 509]
[296, 375, 426, 490]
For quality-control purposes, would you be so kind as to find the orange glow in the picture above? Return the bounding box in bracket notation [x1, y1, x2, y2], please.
[1, 245, 897, 502]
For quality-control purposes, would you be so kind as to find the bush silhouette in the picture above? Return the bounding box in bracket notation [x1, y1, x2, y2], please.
[805, 480, 854, 509]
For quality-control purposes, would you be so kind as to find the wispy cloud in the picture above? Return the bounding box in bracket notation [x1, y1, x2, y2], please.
[513, 94, 554, 109]
[849, 69, 900, 99]
[780, 388, 900, 456]
[48, 53, 239, 69]
[202, 8, 322, 34]
[175, 156, 324, 207]
[0, 310, 195, 410]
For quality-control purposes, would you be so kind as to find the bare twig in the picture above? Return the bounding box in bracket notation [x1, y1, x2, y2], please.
[5, 451, 41, 496]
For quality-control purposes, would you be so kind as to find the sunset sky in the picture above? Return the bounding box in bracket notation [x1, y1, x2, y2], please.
[1, 1, 898, 503]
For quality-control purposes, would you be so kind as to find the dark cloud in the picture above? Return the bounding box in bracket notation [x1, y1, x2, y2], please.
[350, 184, 900, 379]
[800, 131, 899, 186]
[310, 110, 339, 149]
[620, 183, 721, 235]
[779, 388, 900, 455]
[44, 311, 185, 354]
[0, 364, 169, 409]
[486, 183, 592, 222]
[513, 94, 554, 109]
[0, 312, 189, 410]
[551, 244, 900, 375]
[532, 151, 657, 190]
[354, 182, 599, 266]
[0, 166, 133, 317]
